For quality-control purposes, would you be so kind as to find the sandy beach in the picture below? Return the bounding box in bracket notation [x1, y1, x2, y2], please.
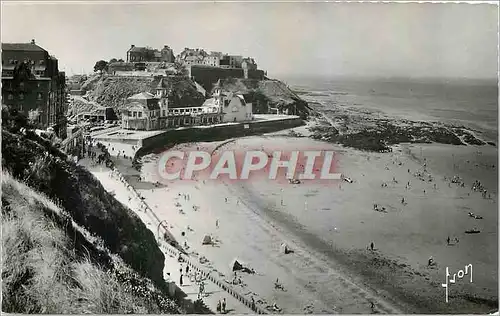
[96, 126, 497, 314]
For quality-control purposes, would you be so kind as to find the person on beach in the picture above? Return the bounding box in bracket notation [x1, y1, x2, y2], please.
[428, 256, 434, 266]
[447, 236, 450, 245]
[216, 219, 219, 228]
[222, 298, 226, 313]
[217, 300, 221, 313]
[186, 265, 189, 274]
[225, 197, 228, 203]
[251, 297, 256, 310]
[401, 197, 405, 204]
[370, 242, 374, 251]
[180, 274, 183, 286]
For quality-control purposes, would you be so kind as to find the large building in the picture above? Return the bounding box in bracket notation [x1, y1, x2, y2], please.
[1, 39, 67, 138]
[176, 48, 208, 66]
[126, 45, 175, 63]
[121, 92, 161, 130]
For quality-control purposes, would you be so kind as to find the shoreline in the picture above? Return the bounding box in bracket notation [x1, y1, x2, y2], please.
[92, 103, 497, 314]
[97, 131, 496, 312]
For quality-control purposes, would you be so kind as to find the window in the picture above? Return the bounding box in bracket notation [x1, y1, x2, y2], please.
[133, 111, 137, 117]
[138, 112, 142, 118]
[37, 93, 42, 100]
[162, 110, 166, 117]
[224, 100, 230, 107]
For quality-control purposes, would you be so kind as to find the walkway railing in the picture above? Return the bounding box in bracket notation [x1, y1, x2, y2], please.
[61, 128, 83, 152]
[100, 145, 267, 314]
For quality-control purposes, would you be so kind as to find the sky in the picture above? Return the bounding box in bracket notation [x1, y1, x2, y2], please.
[1, 1, 498, 79]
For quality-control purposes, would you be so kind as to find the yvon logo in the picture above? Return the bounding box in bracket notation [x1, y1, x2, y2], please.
[157, 149, 342, 183]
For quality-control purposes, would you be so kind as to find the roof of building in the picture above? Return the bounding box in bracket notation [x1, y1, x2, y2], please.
[125, 101, 160, 111]
[128, 46, 147, 53]
[2, 43, 46, 52]
[202, 98, 217, 107]
[128, 92, 156, 100]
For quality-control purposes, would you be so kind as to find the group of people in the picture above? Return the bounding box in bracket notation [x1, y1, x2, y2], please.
[446, 236, 459, 245]
[216, 298, 227, 313]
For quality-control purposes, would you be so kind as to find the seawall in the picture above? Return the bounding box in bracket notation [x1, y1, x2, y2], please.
[136, 116, 304, 158]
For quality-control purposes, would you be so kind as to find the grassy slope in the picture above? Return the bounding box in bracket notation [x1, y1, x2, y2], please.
[1, 130, 166, 289]
[1, 172, 181, 314]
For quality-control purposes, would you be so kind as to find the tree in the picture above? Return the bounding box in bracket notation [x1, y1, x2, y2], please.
[109, 58, 118, 63]
[173, 62, 189, 77]
[93, 60, 109, 73]
[117, 59, 124, 62]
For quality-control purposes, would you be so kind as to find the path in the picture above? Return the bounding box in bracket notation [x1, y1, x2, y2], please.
[77, 148, 256, 314]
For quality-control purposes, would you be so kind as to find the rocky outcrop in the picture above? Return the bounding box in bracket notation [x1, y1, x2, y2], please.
[83, 75, 205, 110]
[213, 78, 312, 119]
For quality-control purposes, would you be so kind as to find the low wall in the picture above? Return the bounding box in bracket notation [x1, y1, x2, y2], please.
[94, 136, 141, 146]
[190, 65, 265, 92]
[136, 117, 304, 158]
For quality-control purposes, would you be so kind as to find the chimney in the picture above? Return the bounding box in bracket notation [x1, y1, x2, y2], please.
[31, 39, 35, 45]
[131, 44, 135, 48]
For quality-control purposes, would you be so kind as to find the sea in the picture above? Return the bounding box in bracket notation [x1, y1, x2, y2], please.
[282, 76, 499, 142]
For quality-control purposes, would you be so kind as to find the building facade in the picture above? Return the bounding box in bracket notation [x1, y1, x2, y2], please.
[177, 48, 208, 66]
[1, 40, 67, 138]
[203, 52, 222, 67]
[121, 92, 161, 130]
[126, 45, 175, 63]
[211, 87, 253, 123]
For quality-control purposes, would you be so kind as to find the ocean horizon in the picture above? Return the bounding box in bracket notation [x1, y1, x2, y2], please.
[281, 76, 498, 142]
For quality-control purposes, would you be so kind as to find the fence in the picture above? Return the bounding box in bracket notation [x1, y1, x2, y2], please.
[100, 145, 268, 314]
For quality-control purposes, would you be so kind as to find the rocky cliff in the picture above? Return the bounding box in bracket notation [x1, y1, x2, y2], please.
[214, 78, 312, 119]
[80, 74, 205, 110]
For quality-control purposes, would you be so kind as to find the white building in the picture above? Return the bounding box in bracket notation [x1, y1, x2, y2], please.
[211, 87, 253, 123]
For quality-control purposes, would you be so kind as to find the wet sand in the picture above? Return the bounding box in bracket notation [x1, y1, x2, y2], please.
[103, 134, 498, 314]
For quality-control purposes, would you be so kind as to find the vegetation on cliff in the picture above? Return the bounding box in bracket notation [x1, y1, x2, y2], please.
[1, 107, 203, 313]
[2, 128, 167, 289]
[80, 74, 205, 110]
[2, 173, 180, 313]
